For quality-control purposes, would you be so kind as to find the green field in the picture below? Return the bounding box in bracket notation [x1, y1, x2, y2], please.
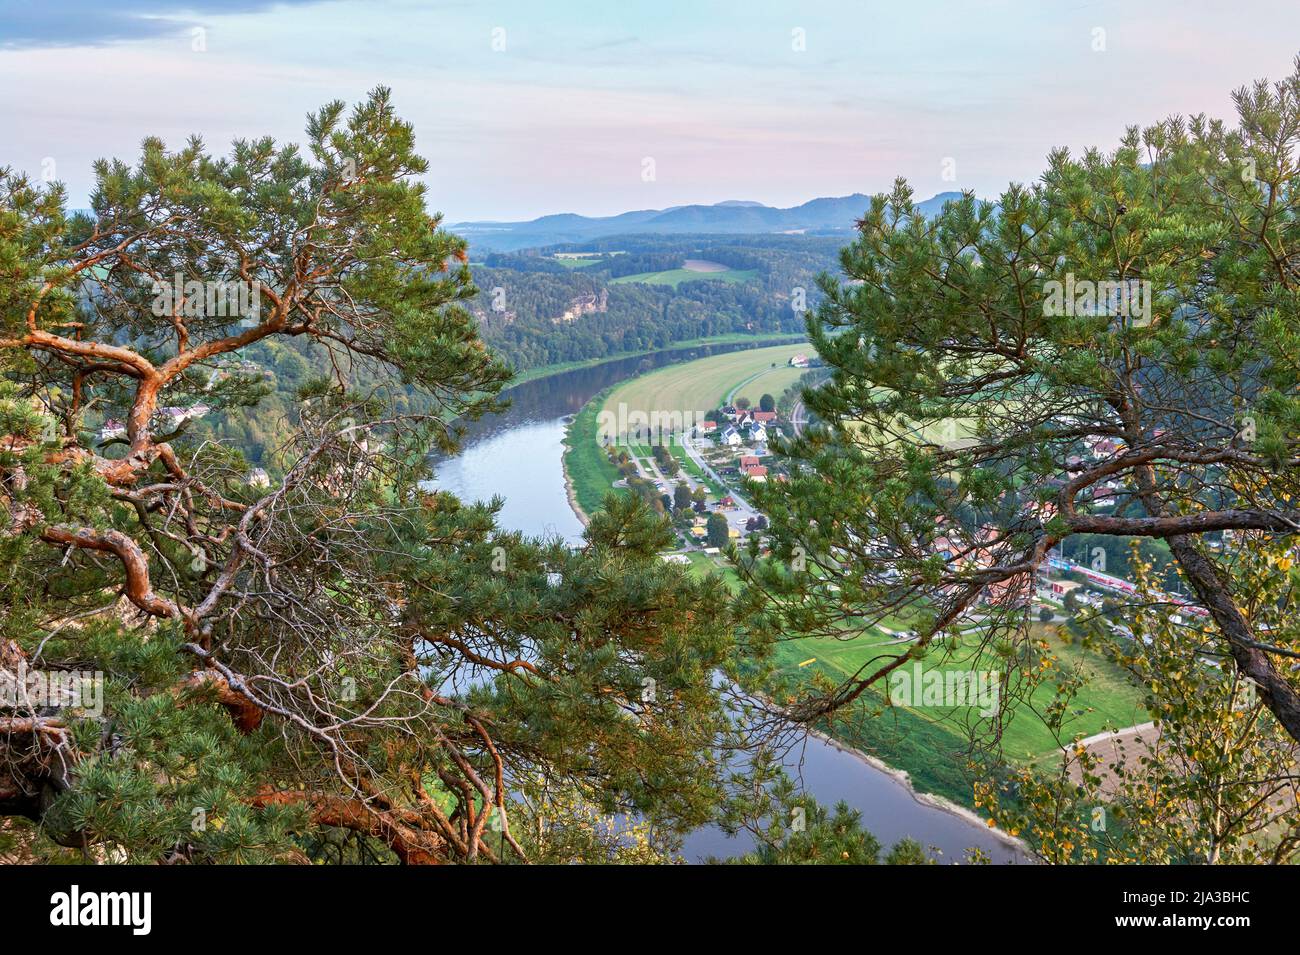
[565, 340, 1151, 810]
[729, 364, 807, 408]
[769, 625, 1147, 761]
[684, 551, 1147, 803]
[563, 391, 624, 517]
[599, 343, 807, 428]
[562, 343, 807, 515]
[505, 333, 802, 386]
[609, 267, 758, 288]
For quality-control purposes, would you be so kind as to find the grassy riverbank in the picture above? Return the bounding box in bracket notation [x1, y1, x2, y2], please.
[686, 550, 1146, 807]
[563, 388, 623, 518]
[561, 344, 1148, 815]
[561, 341, 809, 513]
[598, 342, 806, 423]
[506, 333, 803, 387]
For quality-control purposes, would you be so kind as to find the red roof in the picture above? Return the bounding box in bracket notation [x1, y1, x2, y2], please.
[739, 455, 760, 468]
[743, 465, 768, 478]
[751, 411, 777, 423]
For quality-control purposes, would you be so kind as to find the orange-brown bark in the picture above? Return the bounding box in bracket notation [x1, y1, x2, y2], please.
[250, 787, 446, 865]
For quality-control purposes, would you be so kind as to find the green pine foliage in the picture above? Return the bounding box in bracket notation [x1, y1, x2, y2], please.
[0, 91, 745, 864]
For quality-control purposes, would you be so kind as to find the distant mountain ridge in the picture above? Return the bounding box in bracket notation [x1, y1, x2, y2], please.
[453, 191, 968, 251]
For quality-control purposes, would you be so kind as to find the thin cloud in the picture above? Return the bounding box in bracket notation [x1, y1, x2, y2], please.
[0, 0, 325, 48]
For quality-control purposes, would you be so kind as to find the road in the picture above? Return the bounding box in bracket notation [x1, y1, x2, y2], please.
[680, 432, 761, 534]
[724, 369, 766, 407]
[615, 435, 760, 541]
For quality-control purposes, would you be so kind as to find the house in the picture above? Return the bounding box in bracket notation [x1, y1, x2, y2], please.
[1048, 579, 1083, 597]
[789, 354, 810, 368]
[697, 420, 717, 434]
[99, 419, 126, 441]
[1027, 500, 1058, 522]
[982, 574, 1034, 610]
[738, 454, 760, 470]
[660, 553, 691, 565]
[156, 404, 210, 429]
[690, 526, 707, 539]
[748, 423, 768, 445]
[742, 465, 768, 482]
[751, 410, 777, 424]
[720, 426, 741, 447]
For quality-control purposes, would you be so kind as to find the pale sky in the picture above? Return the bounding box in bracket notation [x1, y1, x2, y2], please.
[2, 1, 1297, 221]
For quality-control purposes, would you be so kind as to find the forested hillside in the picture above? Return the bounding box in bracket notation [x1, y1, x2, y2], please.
[105, 232, 839, 475]
[469, 234, 839, 369]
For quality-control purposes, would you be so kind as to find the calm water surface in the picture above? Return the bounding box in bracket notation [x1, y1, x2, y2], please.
[430, 342, 1027, 863]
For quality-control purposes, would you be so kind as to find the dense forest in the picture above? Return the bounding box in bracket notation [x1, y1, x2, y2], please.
[63, 230, 831, 477]
[175, 233, 834, 468]
[469, 234, 838, 369]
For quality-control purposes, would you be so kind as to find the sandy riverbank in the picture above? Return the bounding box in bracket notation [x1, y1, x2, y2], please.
[804, 725, 1034, 860]
[560, 437, 590, 527]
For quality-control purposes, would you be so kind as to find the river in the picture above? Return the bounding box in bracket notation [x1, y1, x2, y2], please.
[430, 340, 1028, 864]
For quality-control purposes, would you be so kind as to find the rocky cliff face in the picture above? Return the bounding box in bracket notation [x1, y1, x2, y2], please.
[556, 288, 608, 324]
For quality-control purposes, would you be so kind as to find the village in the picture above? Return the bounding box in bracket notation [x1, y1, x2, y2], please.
[651, 394, 1207, 638]
[663, 398, 786, 552]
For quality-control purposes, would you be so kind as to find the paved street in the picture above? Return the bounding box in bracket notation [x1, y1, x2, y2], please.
[680, 433, 761, 535]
